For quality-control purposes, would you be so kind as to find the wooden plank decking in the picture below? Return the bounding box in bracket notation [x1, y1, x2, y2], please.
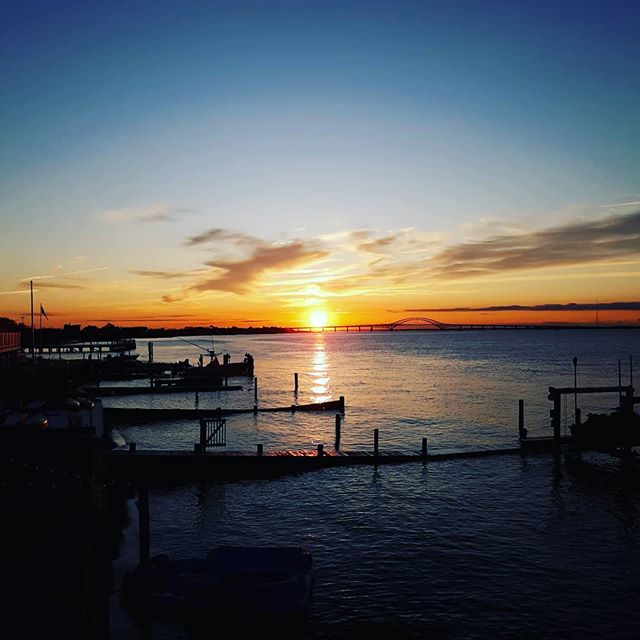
[106, 445, 524, 482]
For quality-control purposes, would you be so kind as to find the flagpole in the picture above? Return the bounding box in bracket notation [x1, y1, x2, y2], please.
[39, 308, 42, 355]
[30, 280, 35, 361]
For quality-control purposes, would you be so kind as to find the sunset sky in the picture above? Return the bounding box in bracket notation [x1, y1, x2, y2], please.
[1, 1, 639, 327]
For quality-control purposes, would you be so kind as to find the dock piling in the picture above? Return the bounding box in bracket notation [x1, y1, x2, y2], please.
[129, 442, 137, 453]
[374, 428, 379, 457]
[257, 443, 263, 456]
[137, 486, 150, 568]
[294, 372, 298, 392]
[335, 413, 341, 446]
[422, 437, 428, 459]
[518, 399, 527, 439]
[254, 377, 258, 403]
[317, 443, 324, 457]
[339, 395, 345, 412]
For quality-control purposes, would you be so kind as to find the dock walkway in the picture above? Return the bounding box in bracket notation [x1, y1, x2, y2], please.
[104, 398, 345, 425]
[107, 445, 525, 482]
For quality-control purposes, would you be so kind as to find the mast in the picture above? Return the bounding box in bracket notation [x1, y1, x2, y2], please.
[30, 280, 35, 361]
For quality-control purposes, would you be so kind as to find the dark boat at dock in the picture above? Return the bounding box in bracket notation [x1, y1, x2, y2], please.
[570, 409, 640, 451]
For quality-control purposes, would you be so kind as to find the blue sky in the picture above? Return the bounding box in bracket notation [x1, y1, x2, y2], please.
[1, 1, 638, 324]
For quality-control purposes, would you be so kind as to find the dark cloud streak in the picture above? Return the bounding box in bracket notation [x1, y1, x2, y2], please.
[406, 302, 640, 312]
[429, 211, 640, 279]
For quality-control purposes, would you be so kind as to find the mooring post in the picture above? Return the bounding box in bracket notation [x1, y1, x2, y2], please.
[575, 407, 581, 425]
[199, 418, 206, 450]
[335, 413, 341, 446]
[518, 399, 527, 439]
[549, 387, 562, 445]
[254, 377, 258, 403]
[294, 372, 298, 392]
[129, 442, 136, 453]
[422, 437, 428, 459]
[257, 443, 263, 456]
[339, 395, 345, 412]
[138, 486, 150, 568]
[147, 341, 153, 363]
[572, 356, 578, 420]
[195, 390, 199, 405]
[317, 443, 324, 457]
[253, 404, 258, 415]
[619, 359, 622, 405]
[374, 428, 379, 457]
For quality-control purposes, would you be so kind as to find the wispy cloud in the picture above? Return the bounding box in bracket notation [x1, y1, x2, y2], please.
[185, 228, 260, 247]
[131, 269, 207, 280]
[66, 267, 110, 276]
[194, 240, 329, 294]
[31, 281, 85, 290]
[98, 204, 188, 223]
[0, 289, 31, 296]
[428, 210, 640, 279]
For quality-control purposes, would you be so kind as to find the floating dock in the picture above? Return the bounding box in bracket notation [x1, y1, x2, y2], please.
[104, 398, 346, 425]
[107, 445, 523, 482]
[87, 384, 242, 396]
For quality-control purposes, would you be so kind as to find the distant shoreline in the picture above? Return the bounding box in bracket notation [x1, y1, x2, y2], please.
[9, 323, 640, 347]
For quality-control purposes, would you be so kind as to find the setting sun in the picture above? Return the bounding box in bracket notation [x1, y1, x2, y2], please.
[309, 310, 329, 328]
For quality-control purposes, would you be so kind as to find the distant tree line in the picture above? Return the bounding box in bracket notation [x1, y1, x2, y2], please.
[0, 318, 293, 344]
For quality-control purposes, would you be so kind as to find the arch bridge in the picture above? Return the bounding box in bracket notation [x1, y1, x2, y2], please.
[388, 317, 446, 330]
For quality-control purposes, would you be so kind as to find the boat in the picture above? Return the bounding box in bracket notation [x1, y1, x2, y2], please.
[570, 409, 640, 450]
[183, 352, 254, 382]
[122, 546, 313, 622]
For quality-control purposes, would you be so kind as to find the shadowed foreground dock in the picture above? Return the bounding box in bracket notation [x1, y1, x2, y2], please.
[107, 445, 524, 482]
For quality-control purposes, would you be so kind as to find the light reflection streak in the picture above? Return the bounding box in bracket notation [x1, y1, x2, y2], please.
[310, 334, 331, 403]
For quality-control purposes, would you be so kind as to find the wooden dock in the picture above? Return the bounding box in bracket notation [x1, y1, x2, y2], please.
[104, 398, 346, 425]
[87, 384, 242, 396]
[107, 445, 524, 482]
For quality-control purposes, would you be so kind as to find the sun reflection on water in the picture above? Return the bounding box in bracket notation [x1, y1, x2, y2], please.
[310, 335, 331, 403]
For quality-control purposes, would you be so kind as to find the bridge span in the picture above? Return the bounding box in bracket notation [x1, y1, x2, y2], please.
[290, 317, 552, 333]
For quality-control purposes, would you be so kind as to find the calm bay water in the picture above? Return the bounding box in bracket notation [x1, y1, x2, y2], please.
[110, 330, 640, 639]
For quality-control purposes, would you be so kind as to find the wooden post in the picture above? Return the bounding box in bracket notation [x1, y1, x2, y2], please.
[373, 428, 379, 456]
[254, 377, 258, 403]
[575, 408, 581, 425]
[618, 359, 622, 405]
[138, 486, 150, 567]
[335, 413, 341, 446]
[253, 404, 258, 415]
[518, 399, 527, 439]
[572, 357, 578, 420]
[317, 443, 324, 457]
[257, 443, 263, 456]
[549, 388, 562, 444]
[195, 390, 199, 405]
[129, 442, 136, 452]
[421, 437, 428, 459]
[294, 372, 298, 392]
[199, 418, 206, 449]
[339, 395, 345, 412]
